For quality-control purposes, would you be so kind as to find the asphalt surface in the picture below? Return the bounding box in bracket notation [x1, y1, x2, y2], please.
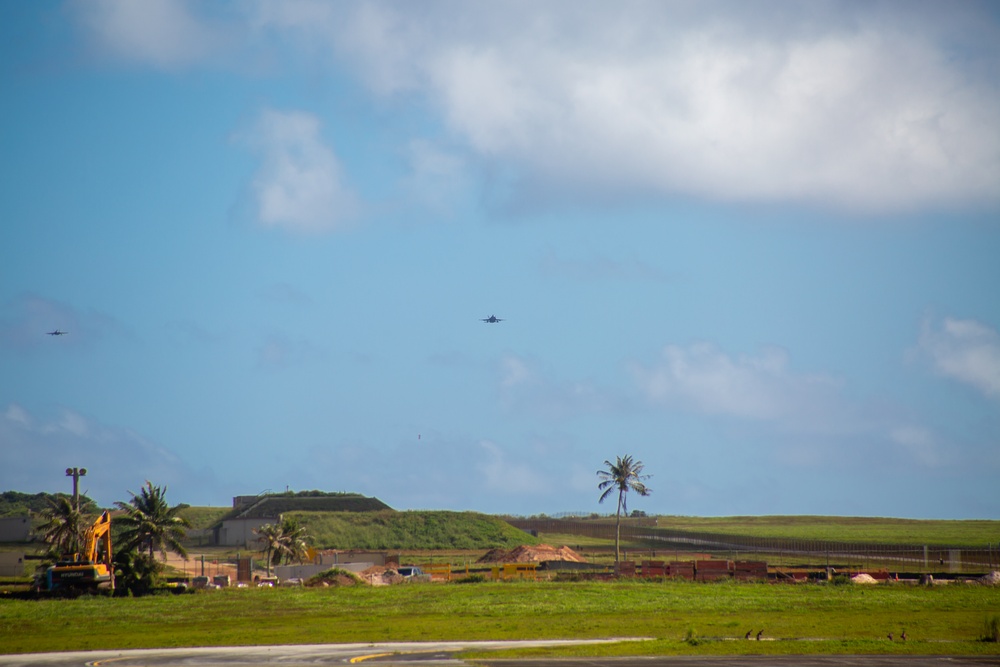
[469, 657, 1000, 667]
[0, 643, 997, 667]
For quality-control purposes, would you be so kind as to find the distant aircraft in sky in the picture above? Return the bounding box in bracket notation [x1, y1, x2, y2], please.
[481, 315, 504, 323]
[46, 330, 68, 336]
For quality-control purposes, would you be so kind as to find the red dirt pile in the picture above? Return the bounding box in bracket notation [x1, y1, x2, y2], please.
[477, 544, 587, 564]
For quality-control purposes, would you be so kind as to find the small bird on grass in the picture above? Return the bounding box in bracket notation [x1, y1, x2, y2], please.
[756, 630, 763, 641]
[744, 631, 751, 640]
[887, 632, 893, 641]
[901, 630, 907, 641]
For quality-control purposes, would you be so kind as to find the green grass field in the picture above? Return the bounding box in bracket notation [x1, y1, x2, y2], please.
[651, 515, 1000, 545]
[1, 580, 998, 656]
[3, 512, 1000, 657]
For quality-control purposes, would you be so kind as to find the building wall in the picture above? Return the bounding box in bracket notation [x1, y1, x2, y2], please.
[275, 561, 371, 580]
[0, 552, 25, 577]
[215, 518, 276, 548]
[0, 517, 31, 542]
[318, 551, 387, 567]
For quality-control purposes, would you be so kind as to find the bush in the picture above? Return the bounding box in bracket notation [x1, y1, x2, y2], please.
[980, 615, 1000, 643]
[453, 574, 487, 584]
[113, 551, 163, 597]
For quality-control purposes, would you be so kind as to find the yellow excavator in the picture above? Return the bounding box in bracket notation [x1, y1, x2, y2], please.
[46, 510, 115, 592]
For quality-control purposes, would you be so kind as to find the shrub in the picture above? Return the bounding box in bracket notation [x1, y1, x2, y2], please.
[113, 551, 163, 597]
[980, 615, 1000, 643]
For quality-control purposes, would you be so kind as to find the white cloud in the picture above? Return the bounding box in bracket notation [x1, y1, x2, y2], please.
[631, 339, 972, 471]
[76, 1, 1000, 213]
[497, 354, 616, 419]
[4, 404, 30, 427]
[52, 411, 90, 438]
[316, 2, 1000, 212]
[73, 0, 221, 69]
[400, 140, 471, 215]
[476, 440, 548, 495]
[239, 109, 358, 233]
[890, 425, 939, 467]
[0, 404, 209, 507]
[499, 355, 532, 388]
[918, 317, 1000, 398]
[631, 342, 843, 423]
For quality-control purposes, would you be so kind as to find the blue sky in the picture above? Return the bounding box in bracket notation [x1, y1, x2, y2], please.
[2, 0, 998, 519]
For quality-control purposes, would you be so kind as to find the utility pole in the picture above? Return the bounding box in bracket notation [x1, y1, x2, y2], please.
[65, 467, 87, 511]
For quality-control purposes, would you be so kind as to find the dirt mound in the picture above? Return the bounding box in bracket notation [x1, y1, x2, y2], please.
[477, 544, 587, 564]
[851, 573, 878, 585]
[358, 565, 405, 586]
[305, 568, 365, 587]
[479, 548, 510, 563]
[979, 571, 1000, 585]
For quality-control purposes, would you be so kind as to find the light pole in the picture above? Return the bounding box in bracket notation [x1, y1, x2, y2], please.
[65, 467, 87, 511]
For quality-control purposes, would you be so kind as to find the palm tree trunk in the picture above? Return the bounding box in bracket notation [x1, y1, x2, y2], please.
[615, 489, 624, 565]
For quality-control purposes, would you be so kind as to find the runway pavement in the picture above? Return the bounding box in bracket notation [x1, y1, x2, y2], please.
[0, 642, 997, 667]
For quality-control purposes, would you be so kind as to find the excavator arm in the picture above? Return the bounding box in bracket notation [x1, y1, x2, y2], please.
[82, 511, 112, 564]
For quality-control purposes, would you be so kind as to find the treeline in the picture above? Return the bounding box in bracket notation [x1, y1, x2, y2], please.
[0, 491, 99, 518]
[270, 490, 365, 498]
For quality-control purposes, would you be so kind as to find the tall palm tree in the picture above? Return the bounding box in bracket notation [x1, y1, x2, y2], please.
[253, 522, 286, 577]
[597, 454, 652, 565]
[114, 481, 191, 561]
[37, 495, 86, 557]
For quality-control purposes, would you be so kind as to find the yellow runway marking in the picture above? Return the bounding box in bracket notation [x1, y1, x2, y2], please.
[349, 653, 396, 663]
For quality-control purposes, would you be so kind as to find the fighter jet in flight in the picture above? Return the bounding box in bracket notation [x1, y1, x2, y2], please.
[46, 330, 69, 336]
[481, 315, 504, 323]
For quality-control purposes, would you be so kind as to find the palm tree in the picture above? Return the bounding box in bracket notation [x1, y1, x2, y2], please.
[254, 518, 312, 577]
[253, 522, 286, 577]
[597, 454, 652, 565]
[37, 495, 86, 557]
[278, 518, 310, 566]
[114, 481, 191, 561]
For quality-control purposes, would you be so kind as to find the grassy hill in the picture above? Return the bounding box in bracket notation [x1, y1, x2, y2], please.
[175, 505, 231, 531]
[286, 510, 540, 550]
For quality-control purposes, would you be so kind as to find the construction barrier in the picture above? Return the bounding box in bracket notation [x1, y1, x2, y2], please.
[422, 564, 454, 581]
[669, 561, 695, 579]
[734, 560, 768, 580]
[492, 563, 538, 580]
[695, 559, 732, 581]
[641, 560, 667, 577]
